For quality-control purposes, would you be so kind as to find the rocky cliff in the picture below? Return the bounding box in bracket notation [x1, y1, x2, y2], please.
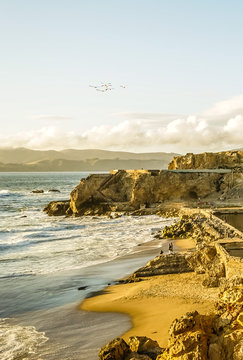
[98, 279, 243, 360]
[44, 169, 243, 216]
[168, 150, 243, 170]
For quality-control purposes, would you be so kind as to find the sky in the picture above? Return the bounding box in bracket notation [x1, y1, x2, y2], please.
[0, 0, 243, 154]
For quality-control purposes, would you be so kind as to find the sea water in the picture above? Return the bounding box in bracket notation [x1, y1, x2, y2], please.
[0, 172, 175, 359]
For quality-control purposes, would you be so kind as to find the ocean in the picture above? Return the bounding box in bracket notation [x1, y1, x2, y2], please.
[0, 172, 175, 359]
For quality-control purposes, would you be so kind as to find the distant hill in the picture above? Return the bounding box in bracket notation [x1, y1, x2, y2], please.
[0, 148, 179, 171]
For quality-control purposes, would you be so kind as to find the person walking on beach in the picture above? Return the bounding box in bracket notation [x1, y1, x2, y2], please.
[169, 242, 173, 254]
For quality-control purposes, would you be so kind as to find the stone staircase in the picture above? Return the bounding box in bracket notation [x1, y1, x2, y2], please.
[133, 253, 193, 278]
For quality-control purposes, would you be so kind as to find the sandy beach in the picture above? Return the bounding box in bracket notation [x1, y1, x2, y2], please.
[81, 238, 219, 347]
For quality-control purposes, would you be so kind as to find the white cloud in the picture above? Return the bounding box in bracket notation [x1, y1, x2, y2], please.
[31, 115, 72, 121]
[202, 94, 243, 121]
[1, 95, 243, 153]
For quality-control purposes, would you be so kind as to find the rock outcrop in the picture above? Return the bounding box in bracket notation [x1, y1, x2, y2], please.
[168, 150, 243, 170]
[99, 282, 243, 360]
[44, 169, 243, 216]
[99, 336, 164, 360]
[43, 200, 70, 216]
[186, 245, 225, 287]
[157, 212, 243, 287]
[129, 253, 193, 279]
[160, 311, 212, 360]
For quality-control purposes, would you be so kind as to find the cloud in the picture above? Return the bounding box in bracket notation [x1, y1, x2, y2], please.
[31, 115, 72, 121]
[1, 95, 243, 153]
[202, 94, 243, 121]
[112, 112, 184, 122]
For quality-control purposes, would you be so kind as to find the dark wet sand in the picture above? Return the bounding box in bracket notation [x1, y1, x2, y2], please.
[14, 238, 169, 359]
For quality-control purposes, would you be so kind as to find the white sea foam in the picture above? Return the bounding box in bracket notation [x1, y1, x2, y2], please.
[0, 173, 176, 359]
[0, 190, 10, 196]
[0, 318, 48, 360]
[0, 213, 175, 277]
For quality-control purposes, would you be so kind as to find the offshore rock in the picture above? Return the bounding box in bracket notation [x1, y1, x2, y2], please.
[43, 200, 70, 216]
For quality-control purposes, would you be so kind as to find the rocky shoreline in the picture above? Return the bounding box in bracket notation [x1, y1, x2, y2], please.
[42, 150, 243, 359]
[98, 278, 242, 360]
[86, 209, 243, 360]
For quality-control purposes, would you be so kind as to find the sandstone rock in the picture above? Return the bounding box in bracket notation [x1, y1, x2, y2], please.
[160, 217, 193, 239]
[127, 354, 152, 360]
[65, 169, 242, 216]
[237, 312, 243, 327]
[168, 312, 197, 336]
[99, 338, 130, 360]
[186, 244, 225, 283]
[220, 330, 243, 360]
[202, 277, 219, 288]
[128, 336, 163, 359]
[43, 200, 70, 216]
[168, 150, 243, 170]
[208, 343, 223, 360]
[161, 312, 212, 360]
[132, 253, 193, 278]
[98, 282, 242, 360]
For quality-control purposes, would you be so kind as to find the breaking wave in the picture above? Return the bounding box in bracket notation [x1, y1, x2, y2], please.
[0, 318, 48, 360]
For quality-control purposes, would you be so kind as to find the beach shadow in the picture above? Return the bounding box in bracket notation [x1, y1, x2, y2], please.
[85, 288, 110, 299]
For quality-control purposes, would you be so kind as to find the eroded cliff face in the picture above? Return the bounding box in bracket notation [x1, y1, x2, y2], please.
[168, 150, 243, 170]
[68, 170, 238, 215]
[44, 169, 243, 216]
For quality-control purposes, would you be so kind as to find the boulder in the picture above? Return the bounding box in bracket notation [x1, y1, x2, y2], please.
[186, 244, 225, 284]
[127, 354, 152, 360]
[162, 312, 213, 360]
[99, 338, 130, 360]
[43, 200, 70, 216]
[168, 312, 197, 336]
[202, 277, 220, 288]
[128, 336, 163, 359]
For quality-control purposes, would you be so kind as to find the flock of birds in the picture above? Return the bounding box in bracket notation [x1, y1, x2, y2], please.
[89, 82, 126, 92]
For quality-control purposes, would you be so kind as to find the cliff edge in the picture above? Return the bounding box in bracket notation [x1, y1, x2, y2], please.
[168, 150, 243, 170]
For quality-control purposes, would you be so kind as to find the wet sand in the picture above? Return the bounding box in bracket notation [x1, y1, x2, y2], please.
[14, 237, 171, 359]
[81, 238, 219, 347]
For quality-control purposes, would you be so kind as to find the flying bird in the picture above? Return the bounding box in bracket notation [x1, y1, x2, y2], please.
[89, 82, 126, 93]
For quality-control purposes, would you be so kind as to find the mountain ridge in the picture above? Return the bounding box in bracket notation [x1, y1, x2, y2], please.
[0, 147, 178, 164]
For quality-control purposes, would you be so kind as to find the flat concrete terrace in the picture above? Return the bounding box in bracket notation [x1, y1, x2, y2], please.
[164, 169, 232, 173]
[111, 169, 232, 174]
